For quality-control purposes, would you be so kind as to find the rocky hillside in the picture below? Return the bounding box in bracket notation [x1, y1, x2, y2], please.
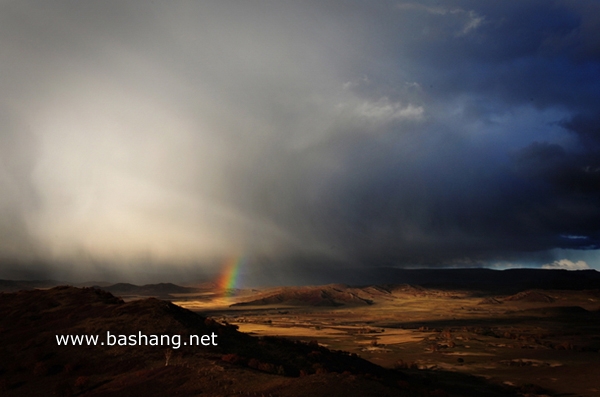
[0, 286, 519, 396]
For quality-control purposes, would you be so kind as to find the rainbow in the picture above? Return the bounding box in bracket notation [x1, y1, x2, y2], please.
[217, 256, 246, 296]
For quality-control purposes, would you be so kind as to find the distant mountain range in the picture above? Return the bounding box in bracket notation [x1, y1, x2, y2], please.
[1, 268, 598, 294]
[353, 268, 600, 292]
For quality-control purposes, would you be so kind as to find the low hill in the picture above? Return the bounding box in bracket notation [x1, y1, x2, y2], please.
[503, 290, 555, 303]
[232, 285, 374, 307]
[231, 283, 469, 307]
[101, 282, 200, 296]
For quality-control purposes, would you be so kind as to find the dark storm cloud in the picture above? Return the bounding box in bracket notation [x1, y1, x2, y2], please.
[0, 0, 599, 281]
[254, 0, 600, 267]
[562, 113, 600, 148]
[513, 141, 600, 194]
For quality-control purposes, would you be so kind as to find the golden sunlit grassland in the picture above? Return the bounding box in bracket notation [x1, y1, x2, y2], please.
[175, 286, 600, 397]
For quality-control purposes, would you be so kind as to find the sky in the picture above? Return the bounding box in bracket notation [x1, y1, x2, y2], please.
[1, 0, 599, 282]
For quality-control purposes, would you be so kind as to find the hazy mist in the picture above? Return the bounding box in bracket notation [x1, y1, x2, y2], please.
[1, 1, 599, 282]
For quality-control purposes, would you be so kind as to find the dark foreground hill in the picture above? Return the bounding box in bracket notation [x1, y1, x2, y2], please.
[0, 287, 523, 397]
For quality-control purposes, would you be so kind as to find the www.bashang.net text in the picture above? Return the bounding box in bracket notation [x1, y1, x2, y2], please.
[56, 331, 218, 349]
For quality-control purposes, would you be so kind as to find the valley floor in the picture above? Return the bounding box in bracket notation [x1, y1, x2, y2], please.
[175, 286, 600, 397]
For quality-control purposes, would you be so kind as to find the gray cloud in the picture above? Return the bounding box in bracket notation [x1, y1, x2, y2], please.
[1, 0, 599, 281]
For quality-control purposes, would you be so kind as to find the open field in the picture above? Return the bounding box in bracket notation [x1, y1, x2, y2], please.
[1, 285, 529, 397]
[174, 285, 600, 397]
[2, 273, 599, 396]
